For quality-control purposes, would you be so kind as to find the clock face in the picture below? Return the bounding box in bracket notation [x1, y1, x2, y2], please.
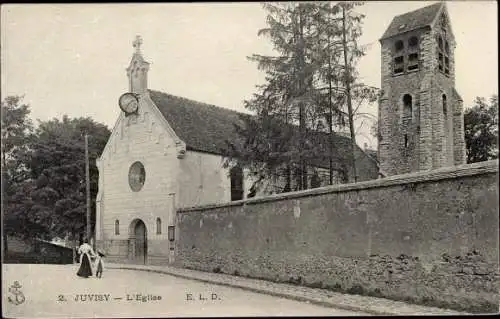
[119, 93, 139, 115]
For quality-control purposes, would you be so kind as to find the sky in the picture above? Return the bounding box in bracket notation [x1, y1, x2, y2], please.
[1, 1, 498, 149]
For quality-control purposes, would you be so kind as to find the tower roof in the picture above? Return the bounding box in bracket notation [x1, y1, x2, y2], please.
[380, 2, 444, 40]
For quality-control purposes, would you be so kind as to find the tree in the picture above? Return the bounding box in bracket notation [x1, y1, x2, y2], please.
[323, 1, 378, 182]
[26, 116, 111, 241]
[1, 95, 35, 253]
[1, 95, 34, 182]
[310, 2, 346, 185]
[228, 2, 376, 194]
[3, 112, 111, 244]
[232, 2, 327, 192]
[464, 95, 498, 163]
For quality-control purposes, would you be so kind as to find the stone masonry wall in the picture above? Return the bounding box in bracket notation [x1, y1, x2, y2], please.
[175, 160, 499, 313]
[379, 26, 464, 176]
[432, 25, 454, 168]
[453, 98, 466, 165]
[379, 29, 432, 176]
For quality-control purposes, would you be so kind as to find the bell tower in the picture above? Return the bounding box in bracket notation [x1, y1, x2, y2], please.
[378, 2, 465, 176]
[126, 35, 150, 94]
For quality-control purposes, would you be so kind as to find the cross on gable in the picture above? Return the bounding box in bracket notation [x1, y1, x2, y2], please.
[133, 35, 143, 53]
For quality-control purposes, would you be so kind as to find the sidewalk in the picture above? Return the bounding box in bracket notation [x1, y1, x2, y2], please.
[107, 262, 469, 316]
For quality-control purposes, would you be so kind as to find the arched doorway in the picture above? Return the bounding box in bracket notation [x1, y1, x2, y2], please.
[129, 219, 147, 264]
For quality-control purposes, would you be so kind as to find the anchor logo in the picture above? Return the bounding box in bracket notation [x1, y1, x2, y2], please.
[8, 281, 25, 305]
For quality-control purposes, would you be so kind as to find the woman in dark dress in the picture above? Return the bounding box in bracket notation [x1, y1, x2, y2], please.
[77, 240, 95, 278]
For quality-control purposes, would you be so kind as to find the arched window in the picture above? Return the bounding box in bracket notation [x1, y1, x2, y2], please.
[437, 35, 450, 75]
[230, 166, 244, 201]
[407, 54, 418, 71]
[156, 218, 162, 235]
[393, 40, 404, 75]
[407, 36, 419, 71]
[444, 41, 450, 74]
[438, 36, 444, 50]
[394, 40, 404, 52]
[393, 56, 404, 74]
[403, 94, 412, 120]
[115, 220, 120, 235]
[408, 36, 418, 47]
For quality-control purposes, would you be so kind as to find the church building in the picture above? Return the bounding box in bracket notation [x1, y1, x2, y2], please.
[378, 2, 466, 176]
[95, 35, 378, 264]
[95, 2, 464, 265]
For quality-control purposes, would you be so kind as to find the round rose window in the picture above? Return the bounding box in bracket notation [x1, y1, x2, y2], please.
[128, 161, 146, 192]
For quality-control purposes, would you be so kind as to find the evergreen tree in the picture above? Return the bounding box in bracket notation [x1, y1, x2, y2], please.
[228, 1, 378, 194]
[312, 2, 349, 184]
[234, 2, 325, 192]
[322, 1, 378, 182]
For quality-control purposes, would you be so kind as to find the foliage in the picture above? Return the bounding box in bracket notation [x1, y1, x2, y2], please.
[232, 2, 344, 192]
[1, 95, 34, 186]
[2, 96, 111, 242]
[24, 115, 111, 240]
[227, 1, 377, 193]
[464, 95, 498, 163]
[2, 96, 37, 246]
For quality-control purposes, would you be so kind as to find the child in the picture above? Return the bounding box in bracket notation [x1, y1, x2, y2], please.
[95, 249, 105, 278]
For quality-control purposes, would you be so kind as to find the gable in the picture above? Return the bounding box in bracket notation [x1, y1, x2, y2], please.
[431, 4, 456, 42]
[98, 93, 185, 163]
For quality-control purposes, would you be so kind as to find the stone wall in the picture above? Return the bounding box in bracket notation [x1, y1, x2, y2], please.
[4, 237, 73, 264]
[175, 160, 499, 313]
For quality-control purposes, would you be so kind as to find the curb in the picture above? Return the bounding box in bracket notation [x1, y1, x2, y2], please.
[107, 264, 468, 316]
